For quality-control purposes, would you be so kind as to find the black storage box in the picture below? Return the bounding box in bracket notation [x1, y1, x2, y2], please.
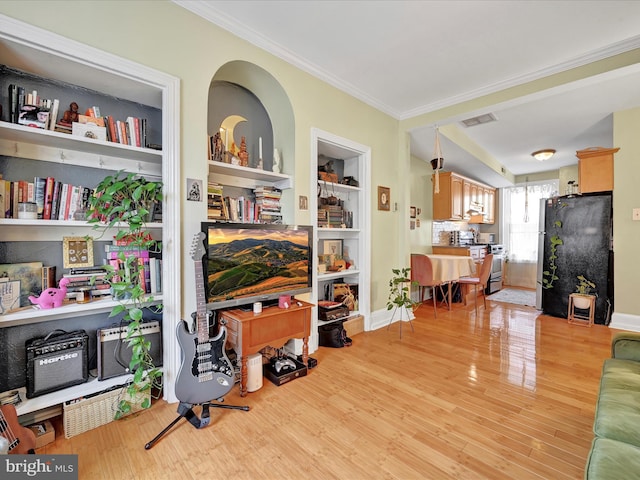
[263, 357, 307, 387]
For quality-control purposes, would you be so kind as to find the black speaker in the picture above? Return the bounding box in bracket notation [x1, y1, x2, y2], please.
[26, 329, 89, 398]
[97, 321, 162, 381]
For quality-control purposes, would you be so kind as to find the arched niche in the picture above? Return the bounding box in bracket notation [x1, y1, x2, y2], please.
[208, 60, 295, 173]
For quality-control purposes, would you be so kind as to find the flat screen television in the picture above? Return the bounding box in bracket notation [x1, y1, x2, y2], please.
[201, 222, 313, 310]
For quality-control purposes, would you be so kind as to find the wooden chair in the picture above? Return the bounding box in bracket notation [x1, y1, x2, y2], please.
[410, 254, 448, 317]
[457, 253, 493, 315]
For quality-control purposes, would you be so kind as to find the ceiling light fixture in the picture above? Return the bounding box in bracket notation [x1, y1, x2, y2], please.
[532, 149, 556, 161]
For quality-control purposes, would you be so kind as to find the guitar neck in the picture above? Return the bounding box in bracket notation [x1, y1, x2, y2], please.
[194, 258, 209, 342]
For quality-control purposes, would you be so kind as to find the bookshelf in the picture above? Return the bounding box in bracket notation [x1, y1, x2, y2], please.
[0, 15, 181, 412]
[311, 129, 371, 344]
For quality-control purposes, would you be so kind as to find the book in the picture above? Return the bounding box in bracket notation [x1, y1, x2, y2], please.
[8, 84, 18, 123]
[50, 181, 62, 220]
[42, 176, 55, 220]
[106, 115, 118, 143]
[48, 98, 59, 130]
[34, 176, 46, 218]
[67, 185, 80, 221]
[0, 179, 5, 219]
[41, 265, 57, 290]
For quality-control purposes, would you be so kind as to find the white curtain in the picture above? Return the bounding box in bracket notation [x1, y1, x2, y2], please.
[504, 181, 558, 263]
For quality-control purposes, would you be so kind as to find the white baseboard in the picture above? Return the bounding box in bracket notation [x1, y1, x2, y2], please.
[609, 312, 640, 332]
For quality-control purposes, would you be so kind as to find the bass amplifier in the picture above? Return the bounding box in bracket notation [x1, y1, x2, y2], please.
[97, 321, 162, 381]
[26, 329, 89, 399]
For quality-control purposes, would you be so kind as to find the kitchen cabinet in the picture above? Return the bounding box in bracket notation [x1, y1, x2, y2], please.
[433, 172, 495, 223]
[433, 172, 464, 220]
[577, 147, 619, 193]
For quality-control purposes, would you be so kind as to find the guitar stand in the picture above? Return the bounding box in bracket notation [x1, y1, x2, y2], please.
[145, 400, 250, 450]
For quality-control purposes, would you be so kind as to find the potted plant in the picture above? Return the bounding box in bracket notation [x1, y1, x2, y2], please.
[87, 170, 163, 418]
[387, 267, 418, 315]
[574, 275, 596, 309]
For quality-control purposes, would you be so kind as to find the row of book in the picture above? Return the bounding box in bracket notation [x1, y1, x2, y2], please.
[0, 174, 93, 221]
[105, 244, 162, 295]
[62, 266, 111, 301]
[6, 81, 157, 150]
[206, 183, 283, 224]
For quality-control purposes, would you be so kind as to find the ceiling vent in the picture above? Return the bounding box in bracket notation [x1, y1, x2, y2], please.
[461, 113, 497, 127]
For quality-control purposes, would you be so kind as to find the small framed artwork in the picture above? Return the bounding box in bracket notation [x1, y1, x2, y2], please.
[410, 206, 417, 218]
[0, 280, 21, 314]
[320, 239, 343, 257]
[63, 236, 94, 269]
[378, 186, 390, 211]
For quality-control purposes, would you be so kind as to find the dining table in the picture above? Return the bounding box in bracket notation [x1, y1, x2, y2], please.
[426, 254, 478, 308]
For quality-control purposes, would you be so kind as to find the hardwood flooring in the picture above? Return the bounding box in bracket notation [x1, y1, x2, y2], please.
[38, 298, 613, 479]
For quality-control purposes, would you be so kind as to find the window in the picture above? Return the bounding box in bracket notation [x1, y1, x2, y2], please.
[503, 181, 558, 262]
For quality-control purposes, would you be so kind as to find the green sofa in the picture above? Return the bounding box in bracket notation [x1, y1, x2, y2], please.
[585, 332, 640, 479]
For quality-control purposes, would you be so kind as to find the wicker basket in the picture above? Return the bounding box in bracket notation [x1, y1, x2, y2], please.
[63, 385, 150, 438]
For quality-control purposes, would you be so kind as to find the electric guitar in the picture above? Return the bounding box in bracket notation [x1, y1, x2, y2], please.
[0, 404, 36, 454]
[175, 232, 235, 405]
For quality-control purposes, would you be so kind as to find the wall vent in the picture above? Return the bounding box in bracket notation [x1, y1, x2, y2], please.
[461, 113, 497, 127]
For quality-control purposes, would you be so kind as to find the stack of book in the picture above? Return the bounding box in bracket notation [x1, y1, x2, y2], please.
[207, 183, 228, 220]
[105, 243, 161, 295]
[253, 186, 283, 224]
[63, 266, 111, 300]
[319, 204, 344, 228]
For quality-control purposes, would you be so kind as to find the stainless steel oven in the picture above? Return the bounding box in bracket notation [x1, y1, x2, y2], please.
[486, 244, 504, 294]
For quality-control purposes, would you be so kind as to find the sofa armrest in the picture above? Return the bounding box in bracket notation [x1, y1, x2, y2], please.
[611, 332, 640, 360]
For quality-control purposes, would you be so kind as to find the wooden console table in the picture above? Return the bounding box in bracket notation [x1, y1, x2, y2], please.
[219, 300, 313, 396]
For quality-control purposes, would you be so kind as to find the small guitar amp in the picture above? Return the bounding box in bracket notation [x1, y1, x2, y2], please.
[26, 330, 89, 399]
[97, 321, 162, 381]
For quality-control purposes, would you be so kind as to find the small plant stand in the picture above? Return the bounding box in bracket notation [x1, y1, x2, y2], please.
[568, 293, 595, 327]
[387, 305, 414, 339]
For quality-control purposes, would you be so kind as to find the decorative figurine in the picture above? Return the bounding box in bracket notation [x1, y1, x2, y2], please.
[213, 132, 223, 162]
[273, 148, 281, 173]
[28, 277, 70, 309]
[238, 136, 249, 167]
[59, 102, 79, 126]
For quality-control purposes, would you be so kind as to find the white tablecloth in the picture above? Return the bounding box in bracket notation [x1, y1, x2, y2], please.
[426, 254, 477, 283]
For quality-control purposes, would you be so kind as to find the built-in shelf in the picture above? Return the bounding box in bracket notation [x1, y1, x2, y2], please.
[0, 295, 163, 327]
[207, 160, 292, 190]
[318, 270, 361, 282]
[0, 121, 162, 177]
[14, 368, 163, 417]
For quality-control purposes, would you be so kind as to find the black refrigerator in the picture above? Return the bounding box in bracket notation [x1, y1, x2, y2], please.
[536, 192, 613, 324]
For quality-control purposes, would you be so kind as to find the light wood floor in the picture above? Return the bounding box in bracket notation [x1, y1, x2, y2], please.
[38, 298, 613, 479]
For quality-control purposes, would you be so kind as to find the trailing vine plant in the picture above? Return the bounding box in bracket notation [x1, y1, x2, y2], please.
[542, 199, 567, 289]
[87, 170, 164, 418]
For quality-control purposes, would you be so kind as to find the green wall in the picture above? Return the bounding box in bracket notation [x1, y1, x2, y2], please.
[1, 1, 638, 324]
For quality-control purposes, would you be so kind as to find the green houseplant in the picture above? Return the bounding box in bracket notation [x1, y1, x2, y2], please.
[574, 275, 596, 309]
[87, 170, 163, 418]
[386, 267, 418, 338]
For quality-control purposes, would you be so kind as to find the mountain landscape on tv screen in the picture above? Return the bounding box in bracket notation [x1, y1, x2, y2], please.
[206, 237, 309, 301]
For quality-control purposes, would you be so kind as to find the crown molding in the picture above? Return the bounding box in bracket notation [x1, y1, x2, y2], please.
[173, 1, 640, 121]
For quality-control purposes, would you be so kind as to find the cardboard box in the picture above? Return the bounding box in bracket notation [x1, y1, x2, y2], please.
[343, 315, 364, 337]
[28, 420, 55, 448]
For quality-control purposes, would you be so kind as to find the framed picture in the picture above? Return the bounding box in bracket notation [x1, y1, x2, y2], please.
[410, 206, 417, 218]
[0, 262, 43, 307]
[0, 280, 21, 314]
[320, 239, 343, 257]
[378, 186, 390, 211]
[63, 236, 94, 269]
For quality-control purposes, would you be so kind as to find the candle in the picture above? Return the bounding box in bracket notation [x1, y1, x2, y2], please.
[224, 128, 228, 150]
[259, 137, 263, 159]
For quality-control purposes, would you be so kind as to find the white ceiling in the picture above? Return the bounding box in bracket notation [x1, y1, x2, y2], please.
[175, 0, 640, 188]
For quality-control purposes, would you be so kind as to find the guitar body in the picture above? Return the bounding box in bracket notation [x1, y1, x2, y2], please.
[174, 232, 235, 405]
[175, 320, 234, 405]
[0, 404, 36, 454]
